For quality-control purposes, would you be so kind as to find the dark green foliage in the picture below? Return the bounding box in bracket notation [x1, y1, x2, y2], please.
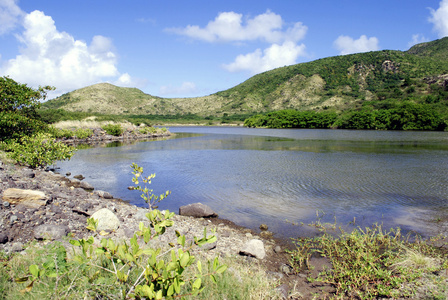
[102, 123, 123, 136]
[245, 103, 447, 131]
[244, 110, 338, 129]
[0, 76, 53, 141]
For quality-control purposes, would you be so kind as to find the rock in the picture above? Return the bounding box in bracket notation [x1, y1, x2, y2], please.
[239, 239, 266, 259]
[0, 233, 8, 244]
[2, 201, 10, 208]
[21, 170, 35, 178]
[90, 208, 120, 231]
[2, 188, 47, 208]
[135, 209, 149, 221]
[259, 224, 268, 231]
[11, 242, 24, 252]
[259, 231, 274, 239]
[274, 245, 282, 253]
[95, 190, 113, 199]
[66, 172, 71, 176]
[276, 283, 290, 299]
[34, 224, 70, 240]
[279, 264, 294, 275]
[73, 175, 85, 180]
[80, 181, 94, 190]
[179, 203, 218, 218]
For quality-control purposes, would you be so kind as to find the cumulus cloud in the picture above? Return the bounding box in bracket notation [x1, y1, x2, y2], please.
[0, 0, 24, 35]
[168, 10, 307, 44]
[0, 9, 139, 97]
[408, 34, 429, 47]
[223, 41, 306, 74]
[333, 35, 379, 55]
[429, 0, 448, 37]
[159, 81, 198, 96]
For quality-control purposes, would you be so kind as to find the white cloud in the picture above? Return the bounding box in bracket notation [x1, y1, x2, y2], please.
[223, 41, 306, 74]
[429, 0, 448, 37]
[0, 9, 139, 97]
[333, 35, 379, 55]
[408, 34, 429, 47]
[159, 81, 198, 96]
[168, 10, 307, 44]
[0, 0, 23, 35]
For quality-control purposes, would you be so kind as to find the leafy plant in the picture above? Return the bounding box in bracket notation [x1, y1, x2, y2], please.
[3, 132, 75, 168]
[0, 76, 54, 141]
[288, 223, 448, 299]
[102, 123, 123, 136]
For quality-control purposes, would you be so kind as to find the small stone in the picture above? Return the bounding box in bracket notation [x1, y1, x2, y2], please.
[0, 233, 8, 244]
[259, 224, 268, 231]
[9, 215, 18, 223]
[11, 242, 24, 252]
[73, 175, 85, 180]
[274, 245, 282, 253]
[66, 172, 71, 176]
[34, 225, 70, 241]
[80, 181, 94, 190]
[90, 208, 120, 231]
[239, 239, 266, 259]
[2, 201, 10, 208]
[179, 203, 218, 218]
[279, 264, 294, 275]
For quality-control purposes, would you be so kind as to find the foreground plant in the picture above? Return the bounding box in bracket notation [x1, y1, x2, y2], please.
[16, 163, 226, 299]
[288, 223, 448, 299]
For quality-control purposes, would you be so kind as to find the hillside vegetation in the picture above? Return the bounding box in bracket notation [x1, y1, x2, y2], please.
[41, 37, 448, 123]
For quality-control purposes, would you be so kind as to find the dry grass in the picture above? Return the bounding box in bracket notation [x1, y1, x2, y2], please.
[53, 119, 136, 130]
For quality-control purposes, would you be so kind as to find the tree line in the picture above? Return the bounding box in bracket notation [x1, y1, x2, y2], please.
[244, 103, 447, 131]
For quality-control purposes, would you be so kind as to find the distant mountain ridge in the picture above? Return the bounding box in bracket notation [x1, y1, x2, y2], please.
[42, 37, 448, 117]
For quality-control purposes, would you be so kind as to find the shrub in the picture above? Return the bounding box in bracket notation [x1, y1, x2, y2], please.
[0, 76, 53, 141]
[3, 133, 75, 168]
[73, 128, 94, 139]
[102, 123, 123, 136]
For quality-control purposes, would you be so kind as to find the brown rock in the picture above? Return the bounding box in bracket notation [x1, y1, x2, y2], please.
[2, 188, 47, 208]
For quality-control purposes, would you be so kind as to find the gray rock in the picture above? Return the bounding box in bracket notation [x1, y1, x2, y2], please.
[90, 208, 120, 231]
[80, 181, 94, 190]
[279, 263, 294, 275]
[134, 209, 149, 221]
[95, 190, 113, 199]
[0, 233, 8, 244]
[34, 224, 70, 240]
[274, 245, 282, 253]
[11, 242, 24, 252]
[179, 203, 218, 218]
[239, 239, 266, 259]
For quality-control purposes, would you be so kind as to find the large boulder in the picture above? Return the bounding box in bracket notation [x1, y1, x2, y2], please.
[239, 239, 266, 259]
[179, 203, 218, 218]
[34, 224, 70, 240]
[90, 208, 120, 231]
[2, 188, 47, 208]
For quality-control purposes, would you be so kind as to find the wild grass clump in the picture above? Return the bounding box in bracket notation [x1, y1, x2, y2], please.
[288, 222, 448, 299]
[102, 123, 123, 136]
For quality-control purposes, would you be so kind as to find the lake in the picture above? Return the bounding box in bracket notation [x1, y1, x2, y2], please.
[57, 127, 448, 240]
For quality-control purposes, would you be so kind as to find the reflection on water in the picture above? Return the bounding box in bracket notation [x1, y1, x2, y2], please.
[57, 127, 448, 239]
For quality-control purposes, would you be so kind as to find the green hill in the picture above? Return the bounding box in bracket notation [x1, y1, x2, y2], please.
[41, 37, 448, 119]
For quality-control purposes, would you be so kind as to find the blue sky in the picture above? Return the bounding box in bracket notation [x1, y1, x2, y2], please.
[1, 0, 448, 99]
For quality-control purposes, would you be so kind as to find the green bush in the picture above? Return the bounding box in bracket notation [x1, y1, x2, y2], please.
[102, 123, 123, 136]
[0, 76, 53, 141]
[3, 133, 75, 168]
[73, 128, 94, 139]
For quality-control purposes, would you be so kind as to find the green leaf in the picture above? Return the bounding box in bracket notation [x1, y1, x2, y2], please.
[29, 265, 39, 278]
[69, 240, 81, 247]
[210, 274, 217, 284]
[216, 265, 227, 274]
[15, 277, 29, 283]
[177, 235, 186, 247]
[197, 260, 202, 274]
[179, 252, 190, 268]
[192, 278, 202, 290]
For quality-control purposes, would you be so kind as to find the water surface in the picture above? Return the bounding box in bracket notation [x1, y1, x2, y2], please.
[57, 127, 448, 239]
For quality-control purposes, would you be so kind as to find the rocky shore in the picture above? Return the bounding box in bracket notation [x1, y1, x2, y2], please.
[0, 158, 315, 298]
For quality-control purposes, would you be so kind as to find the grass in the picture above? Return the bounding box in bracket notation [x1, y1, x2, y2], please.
[288, 221, 448, 299]
[0, 239, 282, 299]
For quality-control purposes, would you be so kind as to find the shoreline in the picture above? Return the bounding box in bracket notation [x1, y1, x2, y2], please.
[0, 157, 304, 297]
